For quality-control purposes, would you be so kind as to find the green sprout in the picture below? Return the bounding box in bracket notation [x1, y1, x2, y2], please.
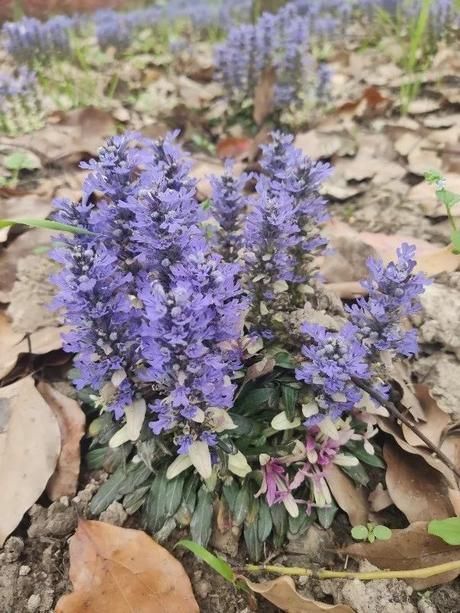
[351, 523, 392, 543]
[425, 170, 460, 253]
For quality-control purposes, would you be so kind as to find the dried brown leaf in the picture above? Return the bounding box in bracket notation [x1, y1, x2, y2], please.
[342, 521, 460, 589]
[325, 465, 369, 526]
[0, 377, 61, 546]
[401, 384, 450, 448]
[216, 136, 253, 160]
[241, 576, 355, 613]
[383, 440, 454, 522]
[368, 483, 393, 513]
[9, 106, 115, 163]
[416, 246, 460, 276]
[378, 416, 458, 489]
[56, 520, 199, 613]
[37, 382, 85, 500]
[295, 131, 343, 160]
[407, 98, 441, 115]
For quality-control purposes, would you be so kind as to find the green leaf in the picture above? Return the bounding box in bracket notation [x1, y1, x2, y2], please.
[281, 385, 298, 421]
[270, 503, 288, 549]
[234, 387, 273, 415]
[373, 525, 392, 541]
[190, 487, 214, 547]
[0, 218, 92, 235]
[103, 443, 132, 473]
[274, 351, 295, 369]
[451, 229, 460, 254]
[229, 413, 263, 438]
[437, 189, 460, 210]
[288, 510, 315, 539]
[222, 479, 240, 514]
[183, 472, 200, 515]
[89, 466, 127, 515]
[233, 483, 251, 527]
[317, 502, 338, 529]
[4, 151, 40, 170]
[257, 498, 273, 542]
[122, 485, 150, 515]
[86, 447, 108, 470]
[165, 473, 186, 517]
[244, 498, 264, 562]
[351, 525, 369, 540]
[428, 517, 460, 545]
[341, 462, 370, 487]
[118, 461, 153, 496]
[177, 540, 235, 583]
[143, 469, 169, 533]
[345, 441, 385, 468]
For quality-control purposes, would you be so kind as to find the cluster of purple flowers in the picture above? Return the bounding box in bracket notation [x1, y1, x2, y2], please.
[52, 132, 246, 455]
[94, 10, 135, 53]
[215, 4, 317, 108]
[2, 16, 74, 63]
[295, 244, 429, 424]
[210, 162, 249, 255]
[346, 243, 429, 357]
[0, 67, 41, 134]
[243, 132, 331, 291]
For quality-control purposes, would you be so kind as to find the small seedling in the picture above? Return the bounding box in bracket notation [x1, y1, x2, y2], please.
[0, 150, 41, 188]
[351, 523, 392, 543]
[425, 170, 460, 252]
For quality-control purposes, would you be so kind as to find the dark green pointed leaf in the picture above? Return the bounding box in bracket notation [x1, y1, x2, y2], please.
[270, 503, 288, 548]
[281, 385, 298, 421]
[341, 462, 369, 487]
[257, 499, 273, 541]
[155, 517, 177, 542]
[288, 510, 315, 539]
[165, 473, 186, 517]
[233, 483, 251, 527]
[274, 351, 295, 369]
[143, 469, 169, 533]
[235, 388, 273, 415]
[317, 502, 338, 529]
[345, 442, 385, 468]
[244, 498, 263, 562]
[190, 487, 214, 547]
[178, 540, 235, 583]
[0, 217, 93, 235]
[86, 447, 108, 470]
[118, 461, 153, 496]
[89, 466, 126, 515]
[229, 413, 263, 437]
[103, 443, 132, 473]
[122, 485, 150, 515]
[222, 479, 240, 514]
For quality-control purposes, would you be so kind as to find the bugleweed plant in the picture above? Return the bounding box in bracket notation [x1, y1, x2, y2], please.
[0, 68, 43, 135]
[52, 132, 429, 558]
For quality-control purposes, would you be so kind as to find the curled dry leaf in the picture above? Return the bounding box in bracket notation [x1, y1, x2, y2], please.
[0, 376, 61, 546]
[383, 440, 455, 522]
[401, 384, 450, 448]
[325, 465, 369, 526]
[240, 576, 355, 613]
[37, 382, 86, 500]
[378, 416, 459, 489]
[56, 520, 199, 613]
[342, 521, 460, 590]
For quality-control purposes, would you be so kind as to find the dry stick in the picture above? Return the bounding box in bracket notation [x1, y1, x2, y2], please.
[351, 376, 460, 480]
[243, 560, 460, 580]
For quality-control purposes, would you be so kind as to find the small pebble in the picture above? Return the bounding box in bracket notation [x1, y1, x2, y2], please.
[195, 579, 210, 599]
[26, 594, 41, 612]
[19, 565, 31, 576]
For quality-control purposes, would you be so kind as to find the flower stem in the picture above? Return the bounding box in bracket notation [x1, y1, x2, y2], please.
[243, 560, 460, 580]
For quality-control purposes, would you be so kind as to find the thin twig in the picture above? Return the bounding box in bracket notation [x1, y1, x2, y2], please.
[243, 560, 460, 580]
[351, 376, 460, 480]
